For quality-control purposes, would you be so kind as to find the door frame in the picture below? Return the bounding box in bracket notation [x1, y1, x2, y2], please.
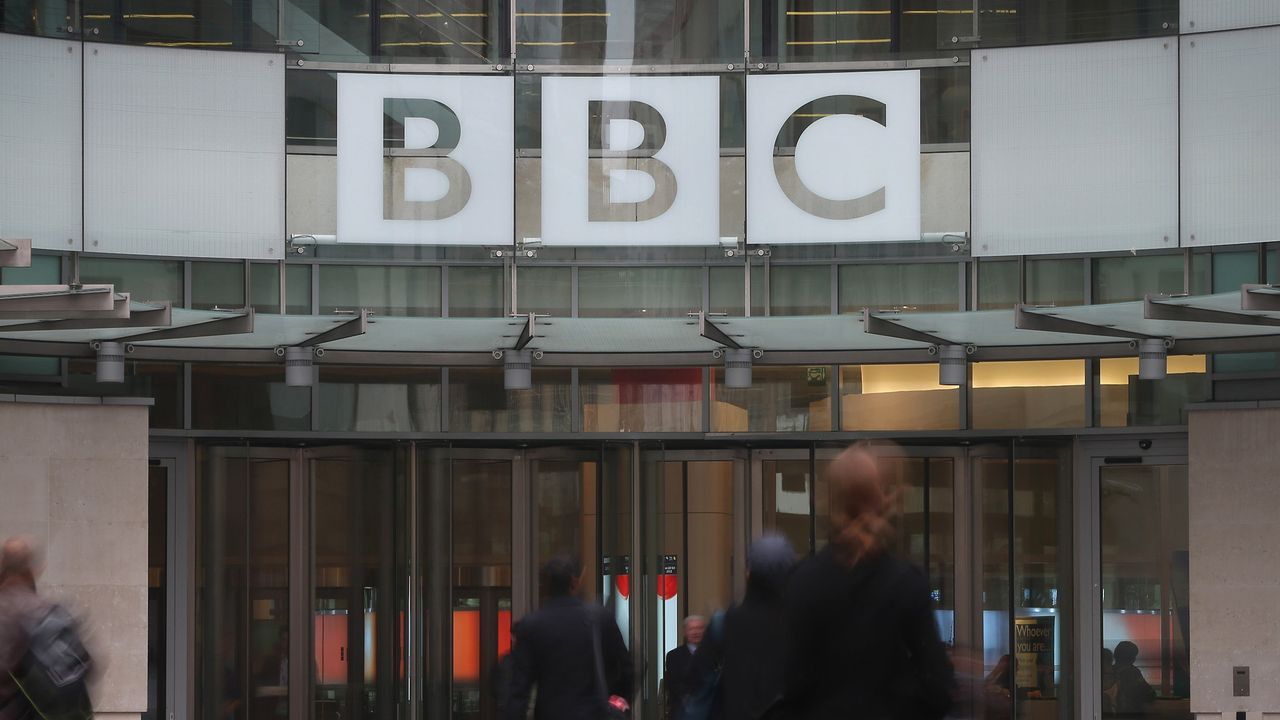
[1073, 434, 1187, 720]
[149, 440, 192, 720]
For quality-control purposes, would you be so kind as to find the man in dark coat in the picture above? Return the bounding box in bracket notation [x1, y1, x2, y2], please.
[692, 534, 795, 720]
[0, 536, 43, 720]
[504, 555, 633, 720]
[664, 615, 706, 719]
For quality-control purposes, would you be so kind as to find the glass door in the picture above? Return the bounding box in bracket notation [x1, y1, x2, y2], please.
[308, 447, 404, 720]
[1097, 461, 1190, 719]
[638, 449, 747, 720]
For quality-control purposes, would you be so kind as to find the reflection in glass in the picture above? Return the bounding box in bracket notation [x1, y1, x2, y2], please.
[311, 451, 403, 720]
[192, 365, 311, 431]
[880, 457, 955, 640]
[711, 365, 831, 432]
[318, 265, 442, 317]
[1093, 255, 1184, 304]
[532, 459, 596, 605]
[80, 0, 277, 49]
[450, 459, 512, 720]
[761, 458, 817, 556]
[449, 368, 571, 432]
[1097, 356, 1208, 427]
[191, 262, 244, 311]
[80, 257, 183, 305]
[840, 364, 960, 431]
[578, 267, 701, 318]
[708, 265, 765, 316]
[318, 367, 441, 432]
[376, 0, 500, 63]
[772, 265, 831, 316]
[839, 263, 959, 312]
[1027, 259, 1084, 308]
[1100, 464, 1190, 718]
[448, 266, 504, 317]
[196, 450, 290, 720]
[580, 368, 702, 432]
[978, 260, 1019, 310]
[972, 361, 1086, 429]
[515, 266, 571, 316]
[515, 0, 742, 63]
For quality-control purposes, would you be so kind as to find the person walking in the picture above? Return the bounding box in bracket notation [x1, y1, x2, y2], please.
[689, 534, 795, 720]
[782, 445, 953, 720]
[504, 555, 633, 720]
[0, 536, 44, 720]
[664, 616, 706, 720]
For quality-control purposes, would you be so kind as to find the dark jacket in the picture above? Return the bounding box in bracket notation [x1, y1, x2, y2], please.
[504, 596, 633, 720]
[0, 581, 42, 720]
[695, 583, 788, 720]
[665, 645, 696, 719]
[783, 547, 953, 720]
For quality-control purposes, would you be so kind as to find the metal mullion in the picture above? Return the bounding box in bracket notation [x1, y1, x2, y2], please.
[407, 443, 422, 720]
[439, 367, 450, 433]
[570, 368, 581, 433]
[702, 366, 712, 432]
[288, 450, 312, 720]
[1006, 441, 1017, 720]
[441, 264, 450, 318]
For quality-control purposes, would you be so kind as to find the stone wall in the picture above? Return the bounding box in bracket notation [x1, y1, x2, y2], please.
[0, 396, 149, 720]
[1189, 405, 1280, 719]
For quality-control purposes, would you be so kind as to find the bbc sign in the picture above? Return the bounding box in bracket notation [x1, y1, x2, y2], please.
[336, 71, 920, 246]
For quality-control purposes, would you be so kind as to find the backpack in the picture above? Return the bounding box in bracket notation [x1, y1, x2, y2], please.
[9, 604, 94, 720]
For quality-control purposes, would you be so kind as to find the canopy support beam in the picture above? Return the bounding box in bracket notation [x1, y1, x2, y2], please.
[116, 308, 255, 343]
[1015, 304, 1156, 340]
[863, 309, 950, 346]
[1145, 295, 1280, 328]
[296, 310, 368, 347]
[0, 301, 170, 332]
[0, 239, 32, 269]
[697, 312, 742, 350]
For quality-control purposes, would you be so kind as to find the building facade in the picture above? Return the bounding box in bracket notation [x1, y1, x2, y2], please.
[4, 2, 1280, 720]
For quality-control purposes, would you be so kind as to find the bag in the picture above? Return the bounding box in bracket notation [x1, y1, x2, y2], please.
[9, 604, 94, 720]
[588, 606, 629, 720]
[679, 611, 725, 720]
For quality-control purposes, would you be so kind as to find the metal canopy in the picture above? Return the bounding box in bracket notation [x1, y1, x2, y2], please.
[0, 239, 32, 269]
[0, 290, 1279, 366]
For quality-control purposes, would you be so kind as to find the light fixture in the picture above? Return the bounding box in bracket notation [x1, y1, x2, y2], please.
[937, 344, 969, 386]
[282, 346, 314, 387]
[1138, 338, 1168, 381]
[93, 340, 126, 383]
[723, 348, 754, 389]
[504, 349, 532, 391]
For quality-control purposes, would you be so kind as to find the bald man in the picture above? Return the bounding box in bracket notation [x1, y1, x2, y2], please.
[0, 535, 44, 720]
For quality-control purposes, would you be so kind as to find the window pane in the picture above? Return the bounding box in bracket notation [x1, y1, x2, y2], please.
[840, 364, 960, 431]
[839, 263, 959, 313]
[711, 365, 831, 432]
[318, 265, 441, 317]
[578, 267, 701, 318]
[515, 0, 742, 63]
[978, 260, 1019, 310]
[67, 360, 183, 429]
[708, 265, 765, 316]
[1027, 258, 1085, 307]
[1212, 250, 1257, 292]
[1093, 255, 1184, 304]
[972, 360, 1086, 429]
[249, 263, 312, 315]
[940, 0, 1177, 49]
[516, 266, 570, 316]
[80, 257, 183, 305]
[191, 262, 244, 311]
[286, 71, 337, 148]
[1190, 252, 1212, 296]
[81, 0, 278, 49]
[192, 364, 310, 431]
[1097, 356, 1209, 427]
[580, 368, 702, 432]
[318, 366, 442, 432]
[378, 0, 502, 63]
[1100, 464, 1190, 716]
[449, 368, 571, 432]
[448, 266, 504, 318]
[922, 66, 971, 145]
[772, 266, 831, 316]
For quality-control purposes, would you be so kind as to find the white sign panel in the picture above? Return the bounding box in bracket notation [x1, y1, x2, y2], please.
[747, 71, 920, 245]
[337, 73, 513, 245]
[540, 75, 720, 246]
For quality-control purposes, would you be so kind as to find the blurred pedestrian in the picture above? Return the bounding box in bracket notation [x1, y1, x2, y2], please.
[0, 536, 42, 720]
[505, 555, 633, 720]
[1112, 641, 1154, 715]
[689, 534, 795, 720]
[782, 445, 953, 720]
[0, 536, 94, 720]
[664, 616, 705, 720]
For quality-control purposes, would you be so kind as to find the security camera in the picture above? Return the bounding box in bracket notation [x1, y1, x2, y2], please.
[1138, 439, 1153, 451]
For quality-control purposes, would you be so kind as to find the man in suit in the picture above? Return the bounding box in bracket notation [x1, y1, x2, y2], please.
[663, 615, 707, 720]
[504, 555, 633, 720]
